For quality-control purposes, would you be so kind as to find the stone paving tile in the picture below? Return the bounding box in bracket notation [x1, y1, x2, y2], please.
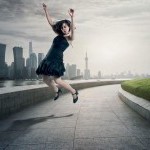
[114, 112, 144, 120]
[76, 119, 123, 127]
[80, 107, 108, 113]
[11, 128, 49, 145]
[74, 137, 146, 150]
[45, 141, 73, 150]
[75, 124, 133, 139]
[117, 118, 149, 129]
[116, 111, 146, 119]
[138, 138, 150, 149]
[0, 119, 31, 132]
[4, 102, 57, 121]
[0, 120, 16, 132]
[126, 125, 150, 138]
[99, 114, 120, 122]
[75, 126, 102, 138]
[80, 107, 112, 113]
[46, 127, 75, 143]
[78, 112, 101, 119]
[76, 119, 102, 127]
[2, 114, 66, 131]
[111, 106, 135, 112]
[5, 144, 46, 150]
[29, 117, 77, 129]
[51, 108, 79, 113]
[74, 138, 102, 150]
[0, 131, 22, 147]
[98, 124, 133, 138]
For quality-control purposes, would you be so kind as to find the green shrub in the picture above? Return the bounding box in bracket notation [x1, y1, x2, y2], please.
[121, 78, 150, 101]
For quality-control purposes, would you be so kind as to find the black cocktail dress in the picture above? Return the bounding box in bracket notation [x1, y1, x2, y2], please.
[36, 35, 69, 77]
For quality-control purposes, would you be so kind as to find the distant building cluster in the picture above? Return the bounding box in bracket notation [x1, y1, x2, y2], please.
[0, 42, 149, 80]
[63, 52, 93, 80]
[102, 71, 150, 79]
[0, 42, 45, 80]
[64, 63, 82, 80]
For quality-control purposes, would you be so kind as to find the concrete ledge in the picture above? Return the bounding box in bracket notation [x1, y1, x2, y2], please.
[0, 79, 125, 119]
[118, 87, 150, 121]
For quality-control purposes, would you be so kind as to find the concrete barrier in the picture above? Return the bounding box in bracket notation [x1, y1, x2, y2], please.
[118, 88, 150, 121]
[0, 80, 125, 119]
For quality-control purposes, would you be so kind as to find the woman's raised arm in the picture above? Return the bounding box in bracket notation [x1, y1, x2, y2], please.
[68, 8, 75, 41]
[43, 3, 54, 27]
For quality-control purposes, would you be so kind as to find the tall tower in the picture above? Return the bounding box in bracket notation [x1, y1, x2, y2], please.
[84, 52, 90, 79]
[29, 41, 32, 57]
[13, 46, 25, 79]
[30, 53, 37, 79]
[70, 64, 77, 79]
[0, 43, 7, 78]
[38, 53, 44, 66]
[85, 52, 88, 70]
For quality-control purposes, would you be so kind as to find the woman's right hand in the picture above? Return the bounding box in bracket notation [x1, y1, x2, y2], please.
[43, 3, 47, 10]
[68, 8, 74, 17]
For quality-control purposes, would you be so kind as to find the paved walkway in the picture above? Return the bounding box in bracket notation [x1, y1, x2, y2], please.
[0, 84, 150, 150]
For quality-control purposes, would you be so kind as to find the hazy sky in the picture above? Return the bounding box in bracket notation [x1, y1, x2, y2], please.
[0, 0, 150, 76]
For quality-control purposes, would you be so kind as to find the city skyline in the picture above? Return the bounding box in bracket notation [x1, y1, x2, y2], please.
[0, 42, 85, 80]
[1, 41, 149, 79]
[0, 0, 150, 75]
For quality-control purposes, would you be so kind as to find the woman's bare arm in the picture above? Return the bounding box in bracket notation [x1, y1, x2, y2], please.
[43, 3, 54, 27]
[68, 8, 75, 41]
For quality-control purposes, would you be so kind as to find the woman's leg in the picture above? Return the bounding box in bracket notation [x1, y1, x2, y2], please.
[42, 75, 58, 92]
[54, 77, 76, 94]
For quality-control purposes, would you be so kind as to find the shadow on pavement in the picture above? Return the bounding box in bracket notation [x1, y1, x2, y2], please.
[5, 114, 74, 131]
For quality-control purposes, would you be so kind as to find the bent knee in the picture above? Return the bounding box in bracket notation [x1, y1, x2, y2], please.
[54, 78, 61, 84]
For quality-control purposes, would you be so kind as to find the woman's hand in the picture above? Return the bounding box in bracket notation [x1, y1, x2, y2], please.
[43, 3, 47, 11]
[68, 8, 74, 17]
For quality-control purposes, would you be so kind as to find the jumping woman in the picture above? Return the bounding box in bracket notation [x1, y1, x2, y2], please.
[36, 3, 78, 103]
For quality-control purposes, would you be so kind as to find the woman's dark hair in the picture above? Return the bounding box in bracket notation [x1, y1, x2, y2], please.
[52, 19, 71, 35]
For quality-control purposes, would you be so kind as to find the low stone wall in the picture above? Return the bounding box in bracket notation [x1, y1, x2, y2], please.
[0, 80, 125, 119]
[118, 88, 150, 121]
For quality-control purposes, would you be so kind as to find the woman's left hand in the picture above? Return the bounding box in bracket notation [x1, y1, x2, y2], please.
[68, 8, 74, 17]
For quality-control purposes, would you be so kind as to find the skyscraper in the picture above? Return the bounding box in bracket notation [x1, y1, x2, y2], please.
[67, 64, 77, 79]
[30, 52, 37, 78]
[98, 71, 101, 79]
[77, 69, 81, 76]
[64, 63, 77, 79]
[13, 46, 24, 79]
[29, 41, 33, 57]
[70, 64, 77, 78]
[38, 53, 44, 66]
[26, 58, 30, 68]
[30, 53, 37, 69]
[0, 43, 7, 79]
[84, 52, 90, 79]
[9, 62, 14, 79]
[65, 63, 70, 79]
[85, 52, 88, 70]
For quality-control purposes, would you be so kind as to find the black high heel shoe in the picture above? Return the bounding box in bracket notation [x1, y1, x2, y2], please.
[72, 89, 79, 103]
[54, 88, 62, 100]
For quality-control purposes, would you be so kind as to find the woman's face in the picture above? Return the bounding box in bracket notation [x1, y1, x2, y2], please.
[61, 23, 70, 35]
